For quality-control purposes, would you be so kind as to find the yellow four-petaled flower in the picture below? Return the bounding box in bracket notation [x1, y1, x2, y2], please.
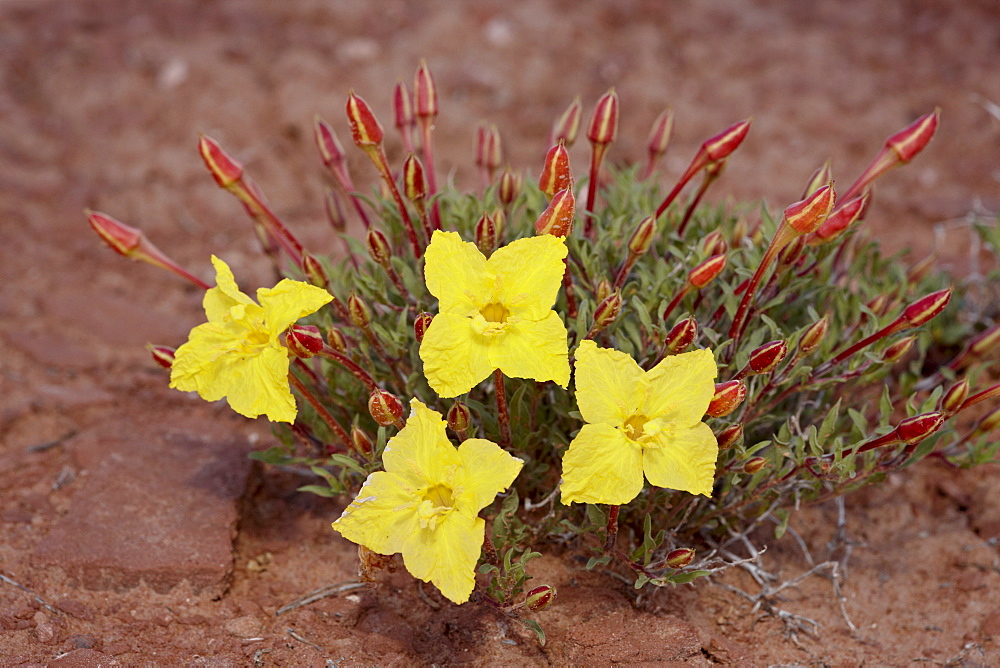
[170, 255, 332, 423]
[419, 230, 570, 398]
[561, 340, 719, 505]
[332, 400, 523, 604]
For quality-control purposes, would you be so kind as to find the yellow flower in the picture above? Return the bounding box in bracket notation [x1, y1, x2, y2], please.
[420, 230, 570, 398]
[561, 340, 718, 505]
[169, 255, 332, 422]
[332, 400, 523, 604]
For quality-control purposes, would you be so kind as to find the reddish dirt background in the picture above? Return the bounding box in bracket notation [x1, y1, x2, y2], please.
[2, 0, 1000, 664]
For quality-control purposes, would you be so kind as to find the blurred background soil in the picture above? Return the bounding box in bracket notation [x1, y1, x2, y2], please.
[1, 0, 999, 664]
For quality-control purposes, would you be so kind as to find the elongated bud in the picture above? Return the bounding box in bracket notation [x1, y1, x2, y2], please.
[969, 324, 1000, 357]
[366, 229, 392, 266]
[534, 188, 575, 237]
[302, 252, 331, 290]
[314, 116, 347, 170]
[716, 423, 744, 450]
[286, 324, 324, 358]
[785, 183, 836, 235]
[148, 344, 176, 369]
[447, 401, 471, 434]
[799, 316, 829, 356]
[897, 411, 945, 444]
[345, 91, 384, 147]
[906, 255, 936, 285]
[749, 340, 788, 374]
[663, 548, 695, 569]
[368, 389, 404, 427]
[700, 230, 727, 257]
[887, 109, 940, 163]
[707, 380, 746, 418]
[552, 97, 582, 147]
[198, 134, 243, 188]
[484, 124, 503, 172]
[498, 165, 521, 206]
[587, 88, 619, 146]
[393, 81, 414, 132]
[743, 457, 767, 474]
[665, 317, 698, 354]
[524, 585, 556, 613]
[326, 326, 347, 354]
[491, 207, 506, 242]
[627, 216, 657, 256]
[730, 217, 750, 247]
[882, 335, 917, 363]
[902, 288, 952, 327]
[595, 279, 613, 304]
[324, 188, 347, 232]
[474, 122, 488, 168]
[778, 236, 807, 267]
[538, 141, 573, 198]
[703, 119, 751, 163]
[975, 407, 1000, 434]
[591, 291, 623, 332]
[688, 253, 727, 289]
[940, 379, 970, 416]
[414, 60, 438, 119]
[646, 108, 674, 161]
[414, 312, 433, 344]
[347, 293, 371, 329]
[803, 162, 833, 198]
[867, 293, 889, 317]
[403, 154, 427, 203]
[350, 424, 374, 455]
[87, 210, 144, 256]
[810, 192, 869, 244]
[475, 212, 497, 254]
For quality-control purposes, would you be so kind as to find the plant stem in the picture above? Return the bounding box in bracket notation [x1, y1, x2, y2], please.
[604, 504, 620, 552]
[288, 372, 350, 447]
[494, 368, 512, 449]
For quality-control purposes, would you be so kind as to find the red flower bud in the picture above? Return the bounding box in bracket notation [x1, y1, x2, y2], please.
[368, 389, 404, 427]
[881, 335, 917, 364]
[663, 548, 695, 569]
[902, 288, 952, 327]
[301, 252, 331, 290]
[886, 109, 940, 163]
[403, 154, 427, 204]
[524, 585, 556, 612]
[534, 188, 575, 238]
[326, 326, 347, 354]
[784, 183, 836, 235]
[413, 60, 438, 119]
[810, 192, 869, 244]
[198, 134, 244, 188]
[595, 279, 613, 304]
[484, 124, 503, 172]
[498, 165, 521, 206]
[591, 290, 623, 333]
[778, 235, 807, 267]
[627, 216, 657, 256]
[743, 457, 768, 474]
[975, 407, 1000, 434]
[802, 162, 833, 198]
[702, 119, 752, 163]
[940, 379, 970, 416]
[347, 293, 371, 329]
[87, 210, 142, 257]
[587, 88, 619, 146]
[147, 344, 176, 369]
[730, 217, 750, 247]
[314, 116, 347, 170]
[345, 91, 384, 147]
[551, 97, 582, 147]
[664, 317, 698, 355]
[286, 324, 325, 358]
[350, 424, 374, 455]
[538, 141, 573, 199]
[323, 188, 347, 232]
[716, 423, 744, 450]
[646, 108, 675, 161]
[749, 340, 788, 374]
[688, 253, 727, 289]
[969, 324, 1000, 358]
[700, 230, 727, 257]
[393, 80, 414, 132]
[366, 228, 392, 266]
[447, 401, 471, 434]
[897, 411, 945, 444]
[706, 380, 746, 418]
[414, 312, 433, 344]
[475, 212, 498, 254]
[907, 254, 937, 284]
[798, 316, 829, 356]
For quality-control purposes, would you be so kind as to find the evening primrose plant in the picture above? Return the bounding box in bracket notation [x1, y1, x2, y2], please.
[88, 62, 1000, 641]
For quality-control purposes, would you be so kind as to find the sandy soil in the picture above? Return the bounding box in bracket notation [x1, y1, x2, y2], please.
[2, 0, 999, 664]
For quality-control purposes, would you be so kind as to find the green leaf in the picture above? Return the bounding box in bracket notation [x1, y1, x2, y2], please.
[519, 618, 546, 646]
[297, 484, 339, 498]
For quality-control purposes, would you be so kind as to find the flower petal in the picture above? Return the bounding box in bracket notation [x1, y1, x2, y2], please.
[332, 471, 421, 556]
[453, 438, 523, 517]
[642, 422, 718, 497]
[491, 311, 570, 387]
[644, 348, 717, 425]
[382, 400, 462, 488]
[221, 344, 296, 422]
[400, 512, 484, 604]
[424, 230, 491, 315]
[204, 255, 255, 323]
[560, 423, 644, 505]
[419, 312, 495, 397]
[489, 235, 567, 320]
[257, 279, 333, 338]
[573, 340, 645, 427]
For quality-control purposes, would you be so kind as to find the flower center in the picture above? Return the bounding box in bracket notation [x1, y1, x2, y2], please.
[623, 414, 649, 442]
[416, 483, 456, 530]
[480, 302, 510, 323]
